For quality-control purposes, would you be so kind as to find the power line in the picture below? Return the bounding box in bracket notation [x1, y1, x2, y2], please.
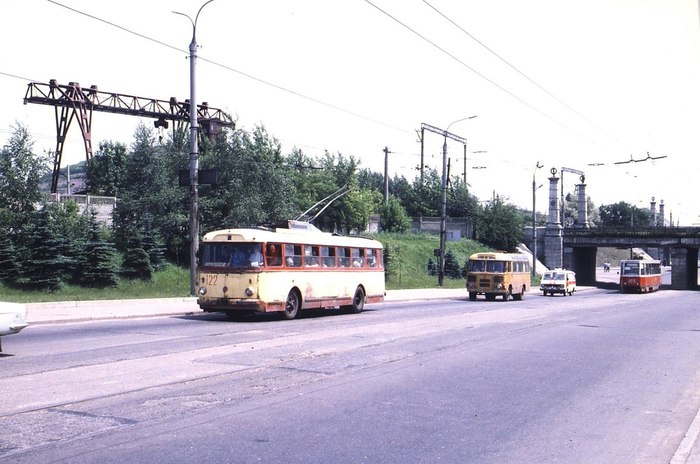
[362, 0, 591, 141]
[421, 0, 616, 140]
[46, 0, 412, 137]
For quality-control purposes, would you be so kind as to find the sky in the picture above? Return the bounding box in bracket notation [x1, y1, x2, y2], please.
[2, 0, 700, 224]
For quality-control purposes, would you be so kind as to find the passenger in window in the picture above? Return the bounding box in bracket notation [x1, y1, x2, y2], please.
[266, 244, 282, 266]
[229, 249, 246, 267]
[248, 246, 263, 267]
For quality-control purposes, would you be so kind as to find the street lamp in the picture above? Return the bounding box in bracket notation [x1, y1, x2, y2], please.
[174, 0, 216, 296]
[532, 161, 543, 279]
[439, 115, 476, 286]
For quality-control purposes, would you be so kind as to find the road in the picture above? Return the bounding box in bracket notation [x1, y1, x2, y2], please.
[1, 288, 700, 463]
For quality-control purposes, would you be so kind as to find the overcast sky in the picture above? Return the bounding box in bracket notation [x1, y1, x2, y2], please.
[2, 0, 699, 224]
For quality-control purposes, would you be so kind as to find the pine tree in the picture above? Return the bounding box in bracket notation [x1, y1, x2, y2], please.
[121, 229, 153, 280]
[22, 205, 63, 291]
[427, 257, 437, 276]
[444, 250, 462, 279]
[80, 209, 119, 288]
[142, 227, 166, 271]
[0, 229, 18, 283]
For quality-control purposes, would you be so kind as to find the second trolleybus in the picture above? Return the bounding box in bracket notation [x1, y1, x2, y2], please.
[619, 258, 662, 293]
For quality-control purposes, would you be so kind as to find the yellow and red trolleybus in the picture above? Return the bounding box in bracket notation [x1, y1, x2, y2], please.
[196, 221, 385, 320]
[619, 258, 662, 293]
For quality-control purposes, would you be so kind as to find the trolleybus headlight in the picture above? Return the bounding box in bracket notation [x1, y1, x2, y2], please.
[245, 287, 254, 297]
[198, 286, 207, 295]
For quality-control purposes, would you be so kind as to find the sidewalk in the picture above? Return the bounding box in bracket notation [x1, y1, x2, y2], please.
[23, 288, 468, 324]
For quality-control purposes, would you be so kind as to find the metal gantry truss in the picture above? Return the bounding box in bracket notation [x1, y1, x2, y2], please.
[24, 79, 235, 193]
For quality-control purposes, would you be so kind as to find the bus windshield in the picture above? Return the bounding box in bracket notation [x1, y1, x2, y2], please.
[201, 243, 264, 268]
[469, 260, 506, 273]
[621, 261, 640, 276]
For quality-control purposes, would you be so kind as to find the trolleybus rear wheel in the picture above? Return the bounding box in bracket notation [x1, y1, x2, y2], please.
[281, 290, 300, 320]
[345, 286, 365, 313]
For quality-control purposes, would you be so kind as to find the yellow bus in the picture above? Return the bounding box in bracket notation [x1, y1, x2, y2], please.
[196, 221, 385, 320]
[465, 252, 531, 301]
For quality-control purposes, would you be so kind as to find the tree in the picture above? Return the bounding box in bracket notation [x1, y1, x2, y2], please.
[21, 203, 64, 291]
[444, 250, 462, 279]
[0, 123, 49, 237]
[121, 228, 153, 280]
[379, 197, 411, 233]
[200, 125, 295, 230]
[81, 209, 119, 288]
[0, 229, 18, 283]
[476, 196, 524, 251]
[111, 124, 189, 263]
[85, 141, 128, 196]
[598, 202, 650, 227]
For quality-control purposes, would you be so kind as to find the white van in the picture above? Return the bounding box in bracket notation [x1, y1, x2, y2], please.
[540, 269, 576, 296]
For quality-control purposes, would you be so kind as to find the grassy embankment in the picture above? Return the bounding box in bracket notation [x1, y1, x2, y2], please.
[0, 233, 491, 303]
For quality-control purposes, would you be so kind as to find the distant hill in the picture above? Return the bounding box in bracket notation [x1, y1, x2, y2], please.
[40, 161, 88, 194]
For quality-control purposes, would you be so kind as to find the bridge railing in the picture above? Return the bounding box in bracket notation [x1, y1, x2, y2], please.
[563, 227, 700, 238]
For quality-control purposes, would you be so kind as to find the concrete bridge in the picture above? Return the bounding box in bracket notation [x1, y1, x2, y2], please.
[526, 169, 699, 290]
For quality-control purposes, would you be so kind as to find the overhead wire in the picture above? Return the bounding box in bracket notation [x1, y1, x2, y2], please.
[361, 0, 592, 142]
[421, 0, 617, 141]
[45, 0, 413, 137]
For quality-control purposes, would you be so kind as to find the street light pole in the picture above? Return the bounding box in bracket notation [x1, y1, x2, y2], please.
[532, 161, 543, 279]
[174, 0, 216, 296]
[438, 115, 476, 286]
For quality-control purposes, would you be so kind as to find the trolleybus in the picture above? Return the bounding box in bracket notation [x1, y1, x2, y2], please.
[196, 221, 385, 320]
[619, 258, 662, 293]
[466, 252, 531, 301]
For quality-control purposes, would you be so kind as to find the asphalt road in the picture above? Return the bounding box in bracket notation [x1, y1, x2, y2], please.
[2, 288, 700, 463]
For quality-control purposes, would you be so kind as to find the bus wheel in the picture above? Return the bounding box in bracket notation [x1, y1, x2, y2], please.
[346, 287, 365, 313]
[469, 292, 477, 301]
[281, 290, 300, 320]
[513, 288, 524, 301]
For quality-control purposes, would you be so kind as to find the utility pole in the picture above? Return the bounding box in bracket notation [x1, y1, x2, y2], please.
[532, 161, 543, 279]
[174, 0, 216, 296]
[383, 146, 391, 204]
[421, 119, 474, 286]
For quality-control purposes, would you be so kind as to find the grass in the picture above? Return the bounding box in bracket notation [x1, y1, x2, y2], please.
[0, 265, 191, 303]
[0, 233, 495, 302]
[374, 232, 490, 290]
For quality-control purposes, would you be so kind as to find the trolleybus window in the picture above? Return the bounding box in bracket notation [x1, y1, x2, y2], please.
[338, 247, 351, 267]
[285, 244, 302, 267]
[304, 245, 321, 267]
[322, 246, 336, 268]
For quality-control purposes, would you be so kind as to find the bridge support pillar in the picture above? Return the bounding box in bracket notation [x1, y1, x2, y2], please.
[544, 170, 563, 269]
[671, 248, 698, 290]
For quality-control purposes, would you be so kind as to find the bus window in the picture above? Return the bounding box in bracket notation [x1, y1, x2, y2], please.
[338, 247, 351, 267]
[304, 245, 320, 267]
[469, 260, 486, 272]
[485, 261, 506, 273]
[352, 248, 364, 267]
[366, 249, 377, 268]
[266, 243, 282, 267]
[321, 246, 336, 268]
[285, 244, 302, 267]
